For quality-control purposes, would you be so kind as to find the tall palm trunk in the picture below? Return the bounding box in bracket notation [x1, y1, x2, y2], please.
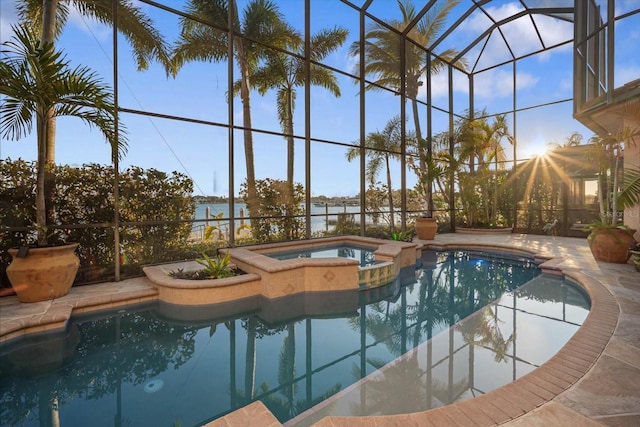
[385, 154, 395, 230]
[36, 106, 48, 246]
[410, 92, 433, 212]
[40, 0, 59, 234]
[237, 45, 258, 219]
[492, 147, 498, 225]
[284, 88, 296, 239]
[285, 88, 295, 186]
[411, 99, 423, 166]
[41, 0, 59, 164]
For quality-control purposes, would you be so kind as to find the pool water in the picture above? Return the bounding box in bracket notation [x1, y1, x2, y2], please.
[265, 243, 379, 266]
[0, 250, 590, 427]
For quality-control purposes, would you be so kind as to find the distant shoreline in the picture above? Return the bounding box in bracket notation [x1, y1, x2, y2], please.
[193, 195, 361, 206]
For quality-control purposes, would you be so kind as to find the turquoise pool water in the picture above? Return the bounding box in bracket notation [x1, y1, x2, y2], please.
[265, 243, 379, 266]
[0, 250, 590, 427]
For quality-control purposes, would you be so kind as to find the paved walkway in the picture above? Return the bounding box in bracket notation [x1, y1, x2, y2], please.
[1, 234, 638, 426]
[423, 233, 639, 427]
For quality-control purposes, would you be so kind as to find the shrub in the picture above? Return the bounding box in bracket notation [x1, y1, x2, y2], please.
[1, 159, 195, 288]
[240, 178, 305, 242]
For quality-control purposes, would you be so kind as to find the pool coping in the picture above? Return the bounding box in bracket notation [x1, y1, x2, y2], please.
[305, 262, 617, 427]
[0, 235, 634, 426]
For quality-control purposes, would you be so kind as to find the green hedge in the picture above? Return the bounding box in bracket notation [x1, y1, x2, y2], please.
[1, 159, 200, 289]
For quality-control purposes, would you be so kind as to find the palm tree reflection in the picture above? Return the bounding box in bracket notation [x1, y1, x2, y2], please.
[338, 251, 530, 417]
[457, 306, 515, 363]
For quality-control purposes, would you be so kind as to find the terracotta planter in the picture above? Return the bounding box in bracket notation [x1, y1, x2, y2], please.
[6, 243, 80, 303]
[631, 250, 640, 272]
[415, 217, 437, 240]
[587, 228, 635, 264]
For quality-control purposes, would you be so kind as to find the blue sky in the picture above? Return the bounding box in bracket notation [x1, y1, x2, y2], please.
[1, 0, 639, 197]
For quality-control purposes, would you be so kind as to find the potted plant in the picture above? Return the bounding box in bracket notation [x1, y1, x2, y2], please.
[411, 155, 442, 241]
[0, 24, 127, 302]
[630, 241, 640, 272]
[584, 115, 640, 264]
[415, 212, 437, 240]
[167, 251, 245, 280]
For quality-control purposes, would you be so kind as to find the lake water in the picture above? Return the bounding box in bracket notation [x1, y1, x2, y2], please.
[194, 203, 364, 234]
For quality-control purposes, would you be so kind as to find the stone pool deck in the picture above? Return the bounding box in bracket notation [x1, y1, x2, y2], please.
[1, 233, 638, 426]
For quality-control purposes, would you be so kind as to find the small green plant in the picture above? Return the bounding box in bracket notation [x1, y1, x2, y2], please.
[168, 251, 239, 280]
[630, 241, 640, 272]
[391, 230, 413, 242]
[584, 220, 634, 243]
[203, 212, 226, 241]
[196, 251, 234, 278]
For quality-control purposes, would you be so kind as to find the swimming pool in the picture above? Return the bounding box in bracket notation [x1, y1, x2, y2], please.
[265, 243, 379, 267]
[0, 250, 590, 427]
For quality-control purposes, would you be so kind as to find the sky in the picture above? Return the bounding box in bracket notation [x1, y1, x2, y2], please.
[1, 0, 639, 198]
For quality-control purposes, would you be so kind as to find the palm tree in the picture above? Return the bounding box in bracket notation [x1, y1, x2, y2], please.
[588, 124, 640, 226]
[171, 0, 294, 219]
[16, 0, 170, 164]
[349, 0, 465, 212]
[456, 111, 513, 227]
[250, 26, 348, 186]
[406, 131, 453, 211]
[0, 24, 127, 245]
[346, 116, 406, 230]
[546, 131, 583, 150]
[471, 113, 513, 226]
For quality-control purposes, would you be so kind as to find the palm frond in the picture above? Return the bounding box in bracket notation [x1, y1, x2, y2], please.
[618, 167, 640, 209]
[1, 24, 127, 159]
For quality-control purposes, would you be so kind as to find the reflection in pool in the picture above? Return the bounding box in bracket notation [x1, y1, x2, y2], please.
[0, 250, 589, 427]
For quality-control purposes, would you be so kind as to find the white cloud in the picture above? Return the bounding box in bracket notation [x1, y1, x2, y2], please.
[459, 2, 572, 68]
[616, 65, 640, 87]
[66, 4, 112, 41]
[429, 72, 453, 99]
[514, 71, 539, 90]
[472, 69, 539, 100]
[420, 67, 540, 102]
[0, 2, 112, 43]
[533, 14, 573, 46]
[463, 2, 525, 30]
[558, 77, 574, 96]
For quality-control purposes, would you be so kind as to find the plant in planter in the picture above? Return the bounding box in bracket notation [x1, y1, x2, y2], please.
[390, 229, 413, 242]
[0, 25, 127, 301]
[168, 251, 244, 280]
[415, 212, 438, 240]
[630, 241, 640, 272]
[584, 116, 640, 264]
[410, 155, 446, 240]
